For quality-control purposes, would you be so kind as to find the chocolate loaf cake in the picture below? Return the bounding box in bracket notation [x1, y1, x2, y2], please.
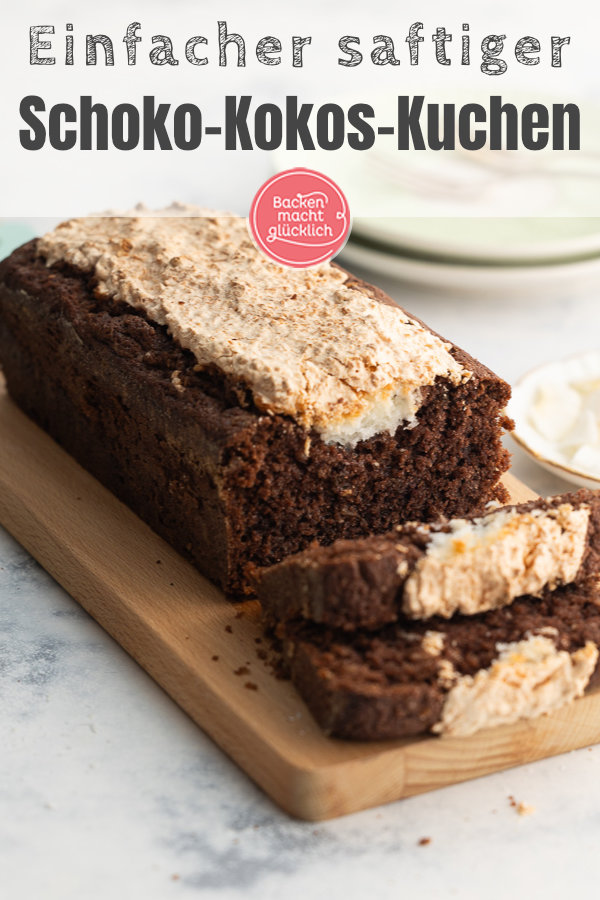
[0, 212, 511, 596]
[277, 581, 600, 740]
[259, 490, 600, 629]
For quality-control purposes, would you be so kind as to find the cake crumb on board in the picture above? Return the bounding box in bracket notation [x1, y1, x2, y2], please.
[234, 666, 250, 676]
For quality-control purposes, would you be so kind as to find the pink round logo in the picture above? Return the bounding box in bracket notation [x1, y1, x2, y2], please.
[249, 168, 351, 268]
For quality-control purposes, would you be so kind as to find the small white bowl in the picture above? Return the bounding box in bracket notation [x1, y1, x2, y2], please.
[508, 351, 600, 489]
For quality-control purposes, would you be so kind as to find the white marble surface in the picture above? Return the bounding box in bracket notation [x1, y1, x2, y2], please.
[2, 269, 599, 899]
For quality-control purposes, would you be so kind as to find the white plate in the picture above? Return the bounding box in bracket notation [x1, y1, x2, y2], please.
[510, 437, 600, 490]
[272, 135, 600, 263]
[351, 217, 600, 265]
[272, 90, 600, 264]
[508, 352, 600, 489]
[337, 237, 600, 301]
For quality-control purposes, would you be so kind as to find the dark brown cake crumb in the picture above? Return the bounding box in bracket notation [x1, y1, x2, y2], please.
[224, 625, 233, 634]
[418, 837, 432, 846]
[244, 682, 258, 691]
[211, 655, 219, 662]
[256, 627, 289, 679]
[234, 666, 250, 676]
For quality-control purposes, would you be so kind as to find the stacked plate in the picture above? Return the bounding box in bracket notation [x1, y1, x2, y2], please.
[339, 216, 600, 300]
[272, 131, 600, 299]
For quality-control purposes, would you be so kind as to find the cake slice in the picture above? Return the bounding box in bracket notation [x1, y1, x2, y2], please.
[259, 490, 600, 629]
[0, 211, 511, 596]
[277, 580, 600, 740]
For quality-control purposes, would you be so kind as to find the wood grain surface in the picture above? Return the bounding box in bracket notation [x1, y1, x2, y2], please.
[1, 379, 599, 821]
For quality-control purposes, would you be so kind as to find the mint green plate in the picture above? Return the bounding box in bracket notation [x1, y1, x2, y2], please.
[0, 221, 36, 259]
[351, 217, 600, 266]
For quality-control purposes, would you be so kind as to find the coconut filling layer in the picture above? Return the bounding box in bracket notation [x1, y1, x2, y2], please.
[317, 385, 424, 447]
[402, 503, 590, 620]
[430, 634, 598, 738]
[37, 210, 470, 448]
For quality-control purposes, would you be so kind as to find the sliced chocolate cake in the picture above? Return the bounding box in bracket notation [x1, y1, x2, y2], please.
[277, 581, 600, 740]
[259, 490, 600, 629]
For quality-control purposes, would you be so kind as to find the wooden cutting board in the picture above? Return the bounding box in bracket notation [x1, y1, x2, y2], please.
[2, 379, 600, 821]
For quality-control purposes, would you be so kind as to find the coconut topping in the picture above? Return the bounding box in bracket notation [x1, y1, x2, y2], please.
[37, 209, 470, 447]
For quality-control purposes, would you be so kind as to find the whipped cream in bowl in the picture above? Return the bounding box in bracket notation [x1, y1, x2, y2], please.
[508, 350, 600, 488]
